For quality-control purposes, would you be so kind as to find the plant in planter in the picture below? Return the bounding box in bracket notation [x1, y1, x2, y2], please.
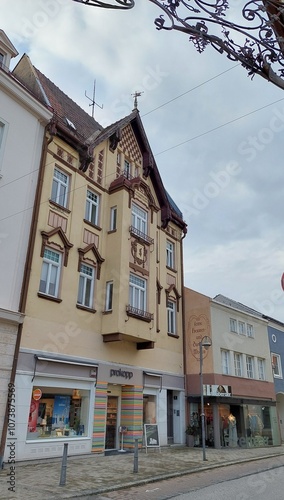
[185, 424, 199, 447]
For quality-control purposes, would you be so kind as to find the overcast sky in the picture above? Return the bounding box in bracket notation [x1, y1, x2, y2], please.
[3, 0, 284, 322]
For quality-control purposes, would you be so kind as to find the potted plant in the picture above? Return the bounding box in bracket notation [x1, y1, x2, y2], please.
[186, 424, 198, 447]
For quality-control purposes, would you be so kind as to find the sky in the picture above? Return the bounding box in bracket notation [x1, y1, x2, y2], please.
[2, 0, 284, 321]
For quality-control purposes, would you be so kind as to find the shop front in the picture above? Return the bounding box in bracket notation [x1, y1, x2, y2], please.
[92, 364, 185, 453]
[10, 350, 97, 461]
[188, 392, 281, 449]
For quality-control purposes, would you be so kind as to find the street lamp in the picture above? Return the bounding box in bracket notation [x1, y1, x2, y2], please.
[199, 335, 212, 461]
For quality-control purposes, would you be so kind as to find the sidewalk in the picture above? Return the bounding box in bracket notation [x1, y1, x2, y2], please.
[1, 444, 284, 500]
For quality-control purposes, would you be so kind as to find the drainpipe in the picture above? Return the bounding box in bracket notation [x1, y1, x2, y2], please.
[0, 125, 54, 468]
[180, 228, 188, 437]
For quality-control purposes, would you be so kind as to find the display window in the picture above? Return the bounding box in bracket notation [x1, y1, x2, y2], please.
[27, 386, 90, 440]
[143, 394, 157, 424]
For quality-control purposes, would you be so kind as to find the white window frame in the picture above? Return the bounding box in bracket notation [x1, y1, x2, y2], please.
[39, 248, 61, 297]
[51, 167, 69, 208]
[85, 189, 100, 226]
[272, 353, 283, 378]
[238, 321, 246, 335]
[105, 281, 113, 312]
[247, 323, 254, 338]
[110, 206, 117, 231]
[167, 300, 176, 335]
[0, 52, 5, 67]
[246, 355, 254, 379]
[166, 240, 175, 269]
[230, 318, 237, 333]
[257, 358, 265, 380]
[131, 203, 148, 235]
[234, 352, 242, 377]
[221, 350, 230, 375]
[129, 273, 146, 312]
[77, 263, 95, 308]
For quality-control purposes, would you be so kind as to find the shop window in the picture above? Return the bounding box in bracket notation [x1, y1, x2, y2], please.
[27, 387, 89, 440]
[143, 395, 156, 424]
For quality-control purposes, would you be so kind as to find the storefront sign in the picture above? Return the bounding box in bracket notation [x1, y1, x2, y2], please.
[204, 385, 232, 397]
[239, 436, 269, 447]
[110, 368, 133, 379]
[32, 388, 42, 401]
[144, 424, 159, 448]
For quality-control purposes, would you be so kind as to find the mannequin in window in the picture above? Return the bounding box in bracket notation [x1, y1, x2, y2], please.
[228, 413, 238, 447]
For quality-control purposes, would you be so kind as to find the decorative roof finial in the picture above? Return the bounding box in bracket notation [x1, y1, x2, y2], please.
[131, 91, 143, 111]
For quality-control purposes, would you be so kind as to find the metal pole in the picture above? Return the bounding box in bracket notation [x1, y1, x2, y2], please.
[59, 443, 68, 486]
[200, 342, 206, 461]
[133, 438, 138, 473]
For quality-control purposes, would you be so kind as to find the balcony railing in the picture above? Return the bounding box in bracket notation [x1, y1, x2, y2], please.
[129, 225, 154, 245]
[126, 305, 153, 323]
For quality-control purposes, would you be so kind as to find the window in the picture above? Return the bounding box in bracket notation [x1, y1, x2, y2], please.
[230, 318, 237, 333]
[166, 240, 175, 269]
[221, 350, 230, 375]
[247, 324, 254, 338]
[0, 52, 4, 67]
[238, 321, 246, 335]
[51, 167, 69, 207]
[167, 300, 176, 335]
[257, 358, 265, 380]
[234, 352, 242, 377]
[85, 189, 99, 226]
[246, 355, 254, 379]
[272, 353, 282, 378]
[0, 122, 4, 148]
[77, 264, 95, 308]
[132, 203, 147, 235]
[110, 206, 117, 231]
[39, 249, 61, 297]
[124, 159, 131, 179]
[129, 273, 146, 311]
[105, 281, 113, 311]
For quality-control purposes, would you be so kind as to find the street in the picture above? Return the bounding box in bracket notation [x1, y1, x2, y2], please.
[90, 456, 284, 500]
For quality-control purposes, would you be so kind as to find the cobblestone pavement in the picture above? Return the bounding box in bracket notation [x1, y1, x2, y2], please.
[1, 445, 284, 500]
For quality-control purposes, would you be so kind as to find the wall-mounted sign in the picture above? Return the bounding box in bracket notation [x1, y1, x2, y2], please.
[203, 385, 232, 397]
[110, 368, 133, 380]
[32, 388, 42, 401]
[188, 314, 211, 361]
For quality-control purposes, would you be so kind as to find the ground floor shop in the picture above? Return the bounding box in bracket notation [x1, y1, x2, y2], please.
[188, 396, 281, 449]
[8, 350, 185, 460]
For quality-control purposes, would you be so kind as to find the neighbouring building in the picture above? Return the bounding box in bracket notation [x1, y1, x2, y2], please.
[184, 289, 281, 449]
[266, 316, 284, 441]
[4, 50, 187, 461]
[0, 31, 52, 464]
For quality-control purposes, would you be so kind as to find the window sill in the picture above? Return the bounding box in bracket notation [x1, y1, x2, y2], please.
[84, 219, 102, 231]
[102, 310, 113, 315]
[49, 199, 71, 214]
[107, 229, 117, 234]
[166, 266, 177, 273]
[167, 332, 179, 339]
[76, 304, 96, 313]
[37, 292, 62, 303]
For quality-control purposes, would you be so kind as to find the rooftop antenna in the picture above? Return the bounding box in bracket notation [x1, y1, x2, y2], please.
[131, 91, 143, 111]
[85, 79, 103, 118]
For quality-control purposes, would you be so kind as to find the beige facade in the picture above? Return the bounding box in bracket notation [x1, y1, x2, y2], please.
[184, 288, 280, 449]
[7, 53, 187, 460]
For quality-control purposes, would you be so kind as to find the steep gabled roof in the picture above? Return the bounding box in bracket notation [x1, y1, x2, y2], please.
[12, 54, 102, 143]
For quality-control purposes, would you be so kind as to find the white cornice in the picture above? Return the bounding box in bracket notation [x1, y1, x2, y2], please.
[0, 307, 25, 325]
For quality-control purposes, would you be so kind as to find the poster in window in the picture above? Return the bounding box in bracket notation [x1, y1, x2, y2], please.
[52, 395, 71, 428]
[28, 399, 39, 432]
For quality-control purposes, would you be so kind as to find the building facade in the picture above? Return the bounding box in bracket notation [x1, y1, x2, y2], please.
[266, 317, 284, 442]
[184, 289, 281, 449]
[0, 31, 52, 464]
[5, 52, 187, 460]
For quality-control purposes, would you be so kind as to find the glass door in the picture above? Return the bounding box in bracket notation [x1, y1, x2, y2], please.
[105, 396, 118, 449]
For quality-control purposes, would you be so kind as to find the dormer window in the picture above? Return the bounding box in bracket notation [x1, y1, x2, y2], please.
[65, 117, 76, 131]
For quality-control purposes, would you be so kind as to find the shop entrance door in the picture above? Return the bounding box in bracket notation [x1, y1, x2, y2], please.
[105, 396, 118, 449]
[167, 390, 174, 444]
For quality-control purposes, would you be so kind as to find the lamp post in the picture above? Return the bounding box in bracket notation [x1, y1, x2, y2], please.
[199, 335, 212, 461]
